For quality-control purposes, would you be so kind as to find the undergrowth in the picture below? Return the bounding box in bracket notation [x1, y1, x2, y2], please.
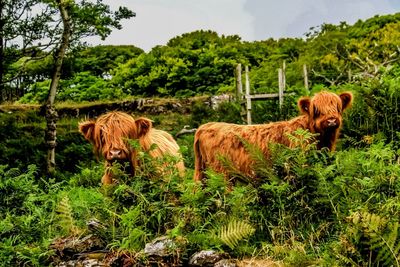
[1, 131, 400, 266]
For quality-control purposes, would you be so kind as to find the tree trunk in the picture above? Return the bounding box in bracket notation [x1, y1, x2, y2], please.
[0, 0, 5, 102]
[45, 0, 71, 175]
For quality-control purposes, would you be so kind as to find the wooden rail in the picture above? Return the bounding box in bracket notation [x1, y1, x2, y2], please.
[235, 63, 300, 125]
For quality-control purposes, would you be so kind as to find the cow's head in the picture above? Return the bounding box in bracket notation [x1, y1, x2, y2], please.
[298, 91, 353, 135]
[79, 112, 152, 164]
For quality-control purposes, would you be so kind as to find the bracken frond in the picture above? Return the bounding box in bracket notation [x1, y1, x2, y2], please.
[218, 220, 255, 249]
[352, 211, 400, 266]
[56, 195, 80, 236]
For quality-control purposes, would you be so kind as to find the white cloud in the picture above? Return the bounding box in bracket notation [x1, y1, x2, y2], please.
[86, 0, 400, 50]
[88, 0, 254, 51]
[244, 0, 399, 39]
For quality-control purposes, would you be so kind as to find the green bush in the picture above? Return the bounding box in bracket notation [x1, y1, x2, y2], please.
[335, 67, 400, 148]
[0, 112, 96, 177]
[17, 80, 51, 104]
[58, 72, 126, 102]
[0, 112, 46, 171]
[0, 165, 56, 266]
[1, 107, 400, 265]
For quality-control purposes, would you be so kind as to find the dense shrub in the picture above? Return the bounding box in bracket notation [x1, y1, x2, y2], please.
[340, 67, 400, 148]
[0, 112, 95, 177]
[1, 130, 400, 265]
[0, 165, 55, 266]
[0, 112, 46, 171]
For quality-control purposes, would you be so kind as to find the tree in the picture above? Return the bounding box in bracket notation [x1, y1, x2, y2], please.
[70, 45, 143, 77]
[111, 30, 246, 97]
[41, 0, 135, 174]
[348, 22, 400, 80]
[44, 0, 71, 174]
[0, 0, 54, 101]
[301, 23, 351, 86]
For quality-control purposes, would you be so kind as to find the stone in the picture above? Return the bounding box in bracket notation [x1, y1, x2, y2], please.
[188, 250, 228, 267]
[144, 236, 176, 257]
[214, 259, 237, 267]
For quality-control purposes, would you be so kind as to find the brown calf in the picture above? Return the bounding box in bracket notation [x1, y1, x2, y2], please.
[193, 91, 353, 182]
[79, 111, 185, 184]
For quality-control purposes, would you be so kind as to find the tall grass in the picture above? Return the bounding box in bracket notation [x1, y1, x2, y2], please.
[1, 129, 399, 265]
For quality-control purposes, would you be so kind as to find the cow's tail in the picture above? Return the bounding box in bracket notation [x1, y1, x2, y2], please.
[193, 130, 204, 183]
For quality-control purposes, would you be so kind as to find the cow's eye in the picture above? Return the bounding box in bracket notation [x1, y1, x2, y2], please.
[100, 131, 106, 144]
[337, 104, 342, 114]
[313, 109, 320, 118]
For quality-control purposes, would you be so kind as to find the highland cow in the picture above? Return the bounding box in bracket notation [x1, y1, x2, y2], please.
[79, 111, 185, 184]
[193, 91, 353, 182]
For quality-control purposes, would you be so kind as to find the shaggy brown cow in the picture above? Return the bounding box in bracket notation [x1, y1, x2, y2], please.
[193, 91, 353, 182]
[79, 111, 185, 184]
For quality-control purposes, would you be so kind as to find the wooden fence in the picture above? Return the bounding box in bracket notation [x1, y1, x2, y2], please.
[235, 63, 307, 125]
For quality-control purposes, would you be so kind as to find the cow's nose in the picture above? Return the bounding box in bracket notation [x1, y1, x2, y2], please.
[109, 149, 122, 159]
[327, 118, 338, 127]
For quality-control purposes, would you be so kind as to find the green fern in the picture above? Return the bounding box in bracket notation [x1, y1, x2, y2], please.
[218, 220, 255, 249]
[372, 222, 400, 267]
[218, 135, 275, 184]
[285, 128, 318, 151]
[204, 169, 228, 192]
[236, 136, 276, 180]
[56, 195, 80, 236]
[352, 211, 400, 266]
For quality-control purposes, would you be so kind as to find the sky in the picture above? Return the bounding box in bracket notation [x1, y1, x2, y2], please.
[88, 0, 400, 52]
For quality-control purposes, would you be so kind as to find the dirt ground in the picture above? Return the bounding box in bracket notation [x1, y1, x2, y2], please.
[237, 258, 284, 267]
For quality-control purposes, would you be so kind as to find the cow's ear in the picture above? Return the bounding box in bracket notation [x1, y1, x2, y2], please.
[298, 97, 311, 114]
[135, 117, 153, 137]
[79, 120, 95, 141]
[340, 92, 353, 111]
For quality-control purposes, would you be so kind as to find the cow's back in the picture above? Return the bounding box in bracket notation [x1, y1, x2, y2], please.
[193, 117, 309, 181]
[143, 129, 185, 176]
[194, 122, 275, 181]
[194, 122, 253, 178]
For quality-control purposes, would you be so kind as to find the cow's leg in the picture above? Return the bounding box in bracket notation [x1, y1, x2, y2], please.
[193, 135, 204, 182]
[101, 173, 113, 185]
[102, 162, 113, 185]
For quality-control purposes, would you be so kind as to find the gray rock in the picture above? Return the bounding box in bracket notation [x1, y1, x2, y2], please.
[210, 94, 232, 109]
[144, 236, 176, 257]
[214, 259, 237, 267]
[189, 250, 228, 267]
[57, 259, 106, 267]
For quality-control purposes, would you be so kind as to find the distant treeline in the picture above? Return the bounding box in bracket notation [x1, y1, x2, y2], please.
[2, 12, 400, 103]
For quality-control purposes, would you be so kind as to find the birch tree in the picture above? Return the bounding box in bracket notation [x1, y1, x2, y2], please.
[42, 0, 134, 174]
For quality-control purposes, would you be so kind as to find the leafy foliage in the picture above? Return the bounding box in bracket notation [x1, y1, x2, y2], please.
[348, 211, 400, 266]
[56, 195, 80, 236]
[2, 11, 400, 105]
[2, 9, 400, 267]
[0, 117, 400, 265]
[218, 220, 255, 249]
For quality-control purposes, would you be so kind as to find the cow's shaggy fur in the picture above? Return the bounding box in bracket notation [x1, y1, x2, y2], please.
[193, 91, 353, 182]
[79, 111, 185, 184]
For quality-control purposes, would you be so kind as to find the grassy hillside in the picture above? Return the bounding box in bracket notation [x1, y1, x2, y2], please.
[1, 95, 400, 266]
[1, 11, 400, 267]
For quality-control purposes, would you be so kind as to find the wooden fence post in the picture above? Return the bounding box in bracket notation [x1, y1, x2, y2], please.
[348, 69, 352, 82]
[235, 64, 243, 102]
[245, 66, 252, 125]
[233, 62, 296, 125]
[278, 68, 284, 110]
[303, 64, 309, 90]
[282, 61, 286, 90]
[236, 63, 247, 124]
